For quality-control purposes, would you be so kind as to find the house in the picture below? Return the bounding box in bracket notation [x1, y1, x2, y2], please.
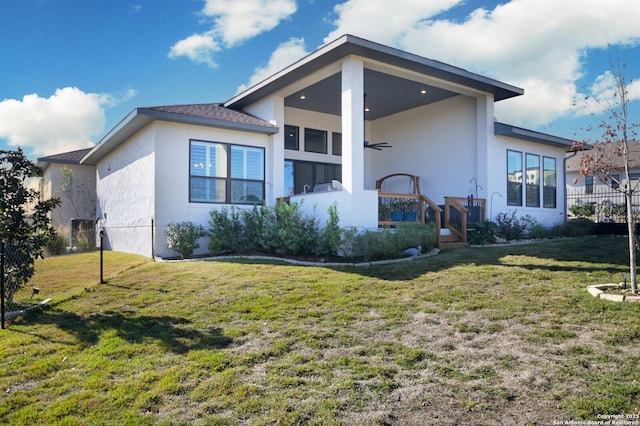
[566, 141, 640, 222]
[80, 34, 573, 258]
[36, 148, 96, 242]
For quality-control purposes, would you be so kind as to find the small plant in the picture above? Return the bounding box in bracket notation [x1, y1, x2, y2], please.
[167, 221, 205, 258]
[569, 203, 596, 218]
[45, 232, 69, 256]
[468, 221, 499, 245]
[495, 211, 527, 240]
[318, 203, 341, 258]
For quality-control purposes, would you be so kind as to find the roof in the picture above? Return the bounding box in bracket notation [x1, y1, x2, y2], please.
[566, 140, 640, 173]
[37, 147, 93, 168]
[81, 103, 277, 165]
[225, 34, 524, 114]
[494, 122, 575, 149]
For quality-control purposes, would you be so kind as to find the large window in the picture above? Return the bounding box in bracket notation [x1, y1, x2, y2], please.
[526, 153, 540, 207]
[507, 150, 523, 206]
[304, 128, 327, 154]
[284, 160, 341, 195]
[190, 140, 264, 204]
[543, 157, 557, 208]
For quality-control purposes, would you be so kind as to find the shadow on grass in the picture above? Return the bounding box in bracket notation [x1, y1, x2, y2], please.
[211, 236, 630, 281]
[23, 309, 233, 353]
[352, 236, 629, 280]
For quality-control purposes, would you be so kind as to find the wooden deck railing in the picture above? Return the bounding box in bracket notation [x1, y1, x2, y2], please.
[378, 192, 443, 247]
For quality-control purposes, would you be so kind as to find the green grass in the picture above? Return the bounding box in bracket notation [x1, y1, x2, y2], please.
[2, 237, 640, 424]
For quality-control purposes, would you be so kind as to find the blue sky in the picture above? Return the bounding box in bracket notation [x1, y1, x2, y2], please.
[1, 0, 639, 160]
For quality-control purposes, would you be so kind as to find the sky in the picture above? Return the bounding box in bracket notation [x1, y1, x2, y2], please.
[1, 0, 640, 160]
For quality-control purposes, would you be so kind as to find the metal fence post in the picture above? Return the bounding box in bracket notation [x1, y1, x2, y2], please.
[1, 241, 5, 330]
[99, 229, 105, 284]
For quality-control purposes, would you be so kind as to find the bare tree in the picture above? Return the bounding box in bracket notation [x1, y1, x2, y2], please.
[577, 53, 640, 293]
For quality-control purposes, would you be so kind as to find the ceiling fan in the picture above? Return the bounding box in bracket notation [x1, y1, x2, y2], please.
[364, 141, 393, 151]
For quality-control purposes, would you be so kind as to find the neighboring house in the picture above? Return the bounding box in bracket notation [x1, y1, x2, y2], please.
[37, 148, 96, 235]
[566, 141, 640, 222]
[80, 34, 573, 258]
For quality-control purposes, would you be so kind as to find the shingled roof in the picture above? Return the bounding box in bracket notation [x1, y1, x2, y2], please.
[37, 147, 93, 165]
[145, 103, 275, 128]
[82, 103, 278, 165]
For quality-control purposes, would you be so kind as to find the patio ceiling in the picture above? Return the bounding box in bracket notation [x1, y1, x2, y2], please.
[284, 69, 458, 120]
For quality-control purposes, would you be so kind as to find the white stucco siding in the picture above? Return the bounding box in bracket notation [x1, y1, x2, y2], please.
[489, 135, 567, 227]
[45, 163, 96, 231]
[370, 95, 478, 203]
[283, 107, 344, 164]
[96, 125, 155, 257]
[153, 121, 271, 258]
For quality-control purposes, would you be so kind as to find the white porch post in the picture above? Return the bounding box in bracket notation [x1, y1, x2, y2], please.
[476, 95, 493, 199]
[341, 57, 365, 194]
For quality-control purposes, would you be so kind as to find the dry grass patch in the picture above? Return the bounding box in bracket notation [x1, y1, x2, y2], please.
[1, 237, 640, 425]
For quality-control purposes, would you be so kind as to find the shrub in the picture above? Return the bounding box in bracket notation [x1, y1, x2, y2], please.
[167, 221, 206, 258]
[560, 218, 595, 237]
[569, 203, 596, 218]
[468, 221, 499, 245]
[318, 203, 341, 257]
[208, 207, 245, 254]
[45, 232, 69, 256]
[261, 201, 319, 256]
[495, 211, 527, 240]
[352, 223, 436, 261]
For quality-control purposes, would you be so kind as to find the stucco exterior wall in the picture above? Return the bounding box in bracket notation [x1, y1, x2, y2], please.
[44, 163, 96, 231]
[369, 95, 478, 201]
[153, 121, 271, 258]
[96, 125, 155, 257]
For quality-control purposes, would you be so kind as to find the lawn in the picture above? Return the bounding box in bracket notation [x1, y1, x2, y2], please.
[1, 236, 640, 425]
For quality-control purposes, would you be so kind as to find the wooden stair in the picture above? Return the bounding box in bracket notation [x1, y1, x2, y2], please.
[438, 228, 469, 250]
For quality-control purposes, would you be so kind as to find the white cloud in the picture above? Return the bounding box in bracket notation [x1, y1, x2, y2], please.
[0, 87, 132, 156]
[203, 0, 297, 46]
[236, 38, 309, 93]
[168, 33, 220, 68]
[169, 0, 296, 67]
[322, 0, 640, 129]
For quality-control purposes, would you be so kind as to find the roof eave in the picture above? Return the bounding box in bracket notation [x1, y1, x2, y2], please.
[495, 122, 574, 149]
[225, 34, 523, 110]
[81, 108, 278, 165]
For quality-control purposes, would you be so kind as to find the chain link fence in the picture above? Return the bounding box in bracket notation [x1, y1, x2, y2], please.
[1, 225, 150, 329]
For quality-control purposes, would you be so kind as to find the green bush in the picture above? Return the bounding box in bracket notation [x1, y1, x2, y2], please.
[569, 203, 596, 218]
[167, 221, 206, 258]
[260, 201, 319, 256]
[352, 223, 436, 261]
[468, 221, 499, 245]
[45, 232, 69, 256]
[318, 203, 341, 257]
[208, 207, 245, 254]
[495, 211, 527, 240]
[560, 218, 595, 237]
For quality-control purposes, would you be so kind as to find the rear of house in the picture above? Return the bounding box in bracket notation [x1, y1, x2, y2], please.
[80, 35, 573, 258]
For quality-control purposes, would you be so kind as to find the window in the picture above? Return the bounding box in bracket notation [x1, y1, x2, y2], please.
[543, 157, 557, 208]
[284, 125, 299, 150]
[190, 140, 264, 204]
[585, 176, 594, 194]
[332, 132, 342, 156]
[526, 154, 540, 207]
[304, 128, 327, 153]
[284, 160, 341, 195]
[507, 150, 523, 206]
[611, 173, 620, 189]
